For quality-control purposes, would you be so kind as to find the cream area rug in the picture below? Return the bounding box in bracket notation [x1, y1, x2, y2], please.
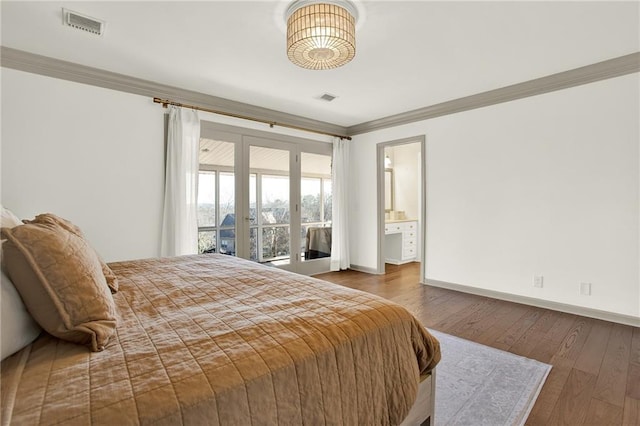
[429, 329, 552, 426]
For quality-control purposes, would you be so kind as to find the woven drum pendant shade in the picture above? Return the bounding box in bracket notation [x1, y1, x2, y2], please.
[286, 1, 356, 70]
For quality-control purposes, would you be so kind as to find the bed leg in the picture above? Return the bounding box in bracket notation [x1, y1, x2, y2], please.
[399, 369, 436, 426]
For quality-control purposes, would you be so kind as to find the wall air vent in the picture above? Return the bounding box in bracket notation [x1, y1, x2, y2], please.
[63, 9, 105, 36]
[319, 93, 337, 102]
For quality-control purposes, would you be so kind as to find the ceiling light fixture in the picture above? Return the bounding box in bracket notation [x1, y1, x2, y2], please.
[285, 0, 358, 70]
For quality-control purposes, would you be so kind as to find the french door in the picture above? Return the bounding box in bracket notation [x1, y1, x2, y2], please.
[197, 123, 332, 275]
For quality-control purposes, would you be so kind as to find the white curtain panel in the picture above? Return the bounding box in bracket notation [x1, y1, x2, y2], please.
[160, 106, 200, 257]
[330, 137, 350, 271]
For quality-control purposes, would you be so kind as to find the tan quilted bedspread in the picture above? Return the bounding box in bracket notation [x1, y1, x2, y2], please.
[2, 254, 440, 425]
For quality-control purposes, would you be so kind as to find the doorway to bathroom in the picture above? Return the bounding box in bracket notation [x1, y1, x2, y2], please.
[376, 136, 426, 282]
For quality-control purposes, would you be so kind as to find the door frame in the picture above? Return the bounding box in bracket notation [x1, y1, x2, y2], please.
[376, 135, 427, 283]
[200, 120, 332, 275]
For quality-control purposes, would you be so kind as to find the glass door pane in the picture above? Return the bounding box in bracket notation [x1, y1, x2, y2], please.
[249, 173, 258, 261]
[250, 145, 291, 266]
[197, 138, 235, 255]
[218, 171, 235, 255]
[323, 180, 332, 222]
[300, 152, 332, 263]
[197, 171, 216, 253]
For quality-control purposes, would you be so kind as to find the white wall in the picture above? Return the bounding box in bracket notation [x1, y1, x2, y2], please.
[1, 68, 331, 262]
[1, 68, 165, 262]
[350, 74, 640, 318]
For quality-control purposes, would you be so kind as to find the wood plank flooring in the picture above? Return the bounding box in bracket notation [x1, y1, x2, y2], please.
[315, 263, 640, 426]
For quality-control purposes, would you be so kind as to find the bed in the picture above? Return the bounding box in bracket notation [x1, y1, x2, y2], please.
[1, 213, 440, 425]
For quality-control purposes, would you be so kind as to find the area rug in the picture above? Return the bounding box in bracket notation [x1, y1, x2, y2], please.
[429, 329, 551, 426]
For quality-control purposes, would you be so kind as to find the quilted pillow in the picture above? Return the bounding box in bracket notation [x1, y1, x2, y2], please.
[1, 222, 117, 352]
[23, 213, 119, 293]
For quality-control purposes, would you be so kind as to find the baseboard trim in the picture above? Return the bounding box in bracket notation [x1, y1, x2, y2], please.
[425, 279, 640, 327]
[349, 264, 383, 275]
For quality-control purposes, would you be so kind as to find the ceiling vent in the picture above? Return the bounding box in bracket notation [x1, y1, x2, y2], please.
[63, 9, 105, 36]
[319, 93, 337, 102]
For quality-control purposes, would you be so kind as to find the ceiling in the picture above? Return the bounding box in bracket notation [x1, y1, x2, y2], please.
[1, 1, 638, 128]
[200, 138, 331, 174]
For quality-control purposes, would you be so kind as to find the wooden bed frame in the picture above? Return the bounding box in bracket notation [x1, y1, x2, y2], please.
[400, 370, 437, 426]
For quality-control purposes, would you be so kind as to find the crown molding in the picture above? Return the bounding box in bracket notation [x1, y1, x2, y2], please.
[2, 46, 638, 139]
[0, 46, 348, 137]
[347, 52, 640, 136]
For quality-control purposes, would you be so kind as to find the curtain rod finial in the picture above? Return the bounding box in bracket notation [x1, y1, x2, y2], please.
[153, 97, 170, 108]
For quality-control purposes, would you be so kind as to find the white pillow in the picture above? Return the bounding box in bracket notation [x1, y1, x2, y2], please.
[1, 270, 41, 360]
[1, 206, 41, 360]
[1, 206, 22, 229]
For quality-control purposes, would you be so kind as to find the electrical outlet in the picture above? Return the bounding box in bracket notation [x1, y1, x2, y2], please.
[580, 282, 591, 296]
[533, 276, 544, 288]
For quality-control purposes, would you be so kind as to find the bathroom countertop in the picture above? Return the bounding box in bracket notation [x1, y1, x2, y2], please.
[385, 219, 417, 224]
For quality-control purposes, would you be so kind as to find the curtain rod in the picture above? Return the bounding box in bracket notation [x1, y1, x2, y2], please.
[153, 97, 351, 141]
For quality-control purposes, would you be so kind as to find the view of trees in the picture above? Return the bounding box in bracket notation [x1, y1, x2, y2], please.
[256, 197, 290, 259]
[197, 172, 331, 262]
[198, 230, 215, 254]
[197, 204, 215, 228]
[261, 226, 290, 259]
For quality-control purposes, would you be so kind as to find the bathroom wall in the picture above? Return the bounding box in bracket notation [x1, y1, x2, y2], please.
[387, 143, 421, 221]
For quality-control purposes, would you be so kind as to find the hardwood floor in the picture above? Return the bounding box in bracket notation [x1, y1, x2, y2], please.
[315, 263, 640, 426]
